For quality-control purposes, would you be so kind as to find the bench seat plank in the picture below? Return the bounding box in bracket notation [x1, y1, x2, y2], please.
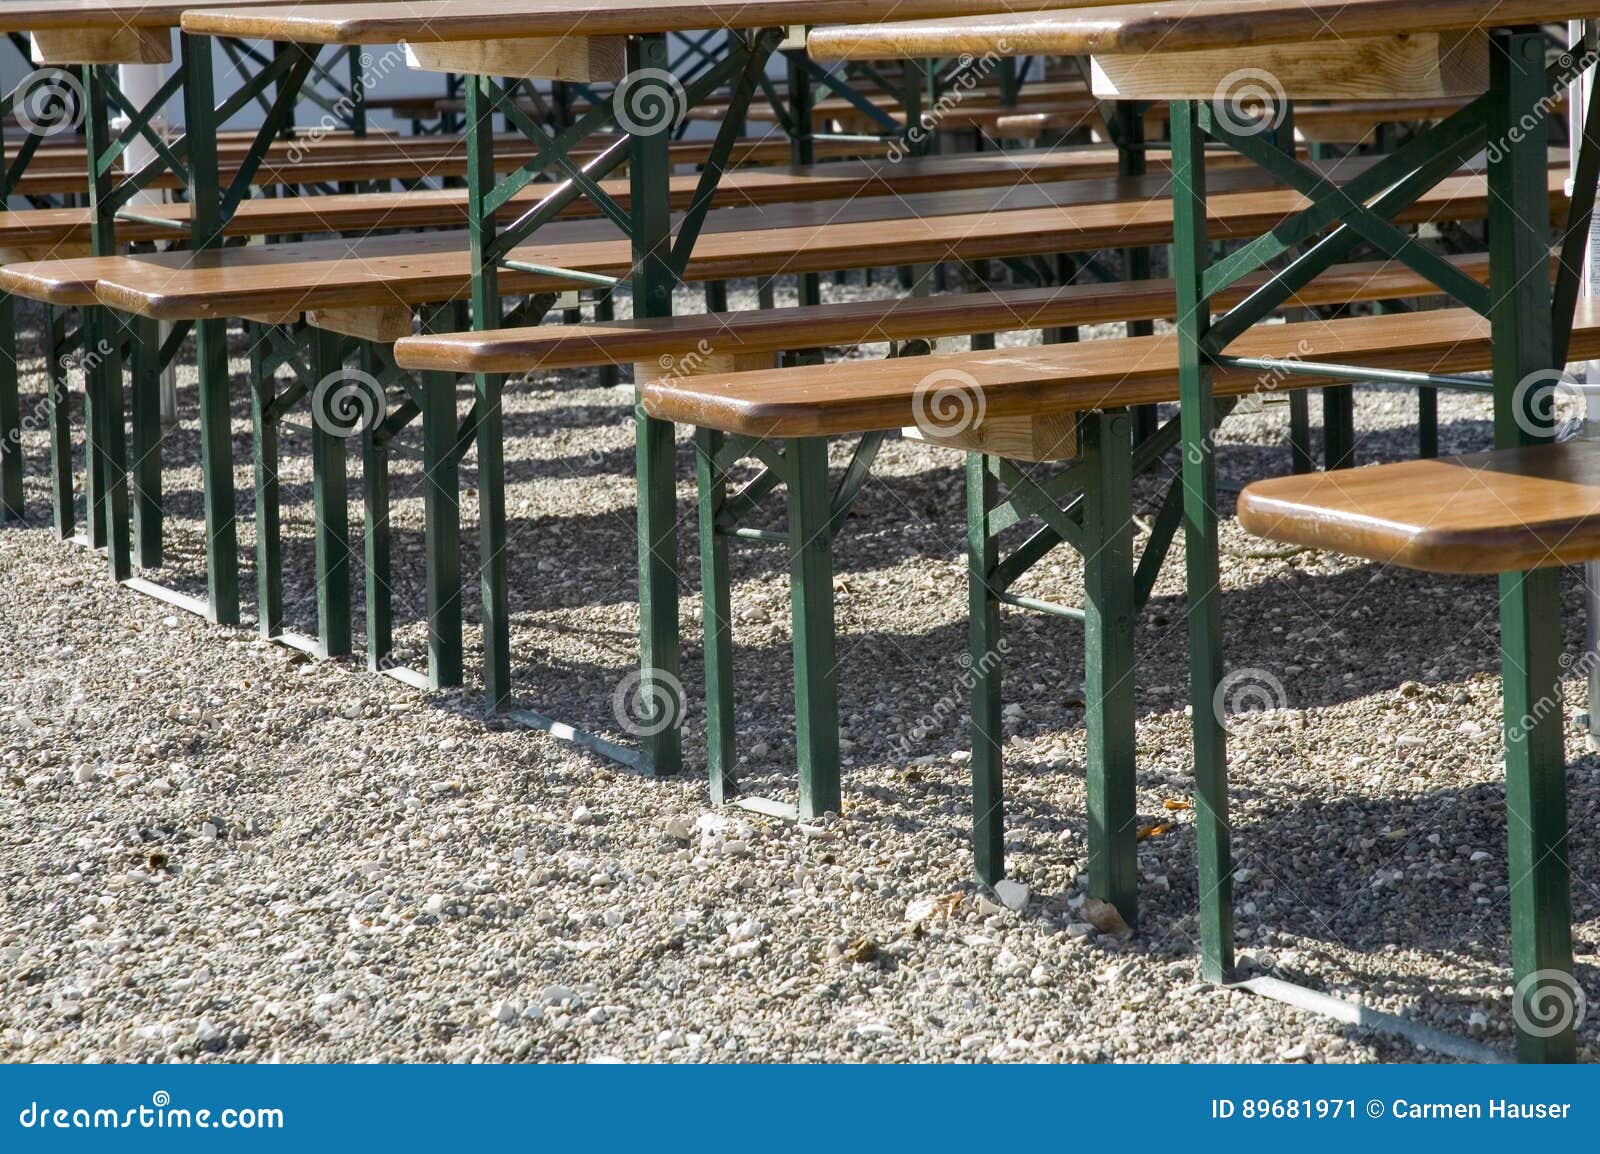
[1237, 439, 1600, 574]
[392, 253, 1496, 373]
[9, 165, 1551, 314]
[637, 301, 1600, 437]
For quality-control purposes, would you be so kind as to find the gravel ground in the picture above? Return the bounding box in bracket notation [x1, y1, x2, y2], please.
[3, 281, 1600, 1064]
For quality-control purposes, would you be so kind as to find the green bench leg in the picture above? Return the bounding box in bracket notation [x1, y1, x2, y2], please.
[87, 308, 130, 582]
[421, 368, 463, 689]
[128, 313, 163, 569]
[248, 340, 283, 641]
[1490, 29, 1574, 1064]
[967, 451, 1004, 885]
[310, 329, 351, 658]
[81, 314, 107, 552]
[696, 428, 736, 804]
[1418, 386, 1439, 459]
[1288, 391, 1314, 474]
[636, 407, 684, 776]
[594, 291, 619, 390]
[475, 371, 512, 707]
[1082, 409, 1139, 927]
[363, 420, 392, 671]
[194, 316, 241, 626]
[786, 436, 840, 819]
[1322, 385, 1355, 469]
[45, 308, 73, 541]
[1171, 99, 1235, 984]
[0, 294, 21, 523]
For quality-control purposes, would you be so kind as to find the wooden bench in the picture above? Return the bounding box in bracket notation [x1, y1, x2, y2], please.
[1238, 438, 1600, 573]
[625, 295, 1600, 867]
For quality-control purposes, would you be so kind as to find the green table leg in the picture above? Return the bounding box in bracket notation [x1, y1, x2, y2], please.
[1083, 409, 1139, 927]
[128, 314, 163, 568]
[420, 312, 463, 690]
[1489, 28, 1575, 1065]
[631, 33, 684, 777]
[787, 435, 840, 819]
[1171, 99, 1234, 984]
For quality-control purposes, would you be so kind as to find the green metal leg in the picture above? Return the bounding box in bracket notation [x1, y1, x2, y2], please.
[81, 318, 106, 552]
[421, 366, 463, 689]
[1418, 386, 1439, 459]
[1288, 391, 1313, 474]
[1489, 28, 1574, 1064]
[475, 369, 511, 705]
[1322, 386, 1355, 469]
[0, 294, 21, 522]
[631, 33, 684, 778]
[310, 328, 351, 658]
[967, 451, 1004, 885]
[696, 428, 736, 804]
[594, 291, 619, 390]
[248, 335, 282, 641]
[194, 316, 240, 625]
[128, 313, 163, 568]
[45, 309, 73, 541]
[363, 421, 392, 671]
[787, 436, 840, 819]
[1171, 100, 1234, 984]
[86, 308, 130, 582]
[1082, 409, 1139, 927]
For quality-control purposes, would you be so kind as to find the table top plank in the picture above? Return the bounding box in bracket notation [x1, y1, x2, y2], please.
[1237, 439, 1600, 573]
[180, 0, 1088, 45]
[808, 0, 1600, 61]
[0, 0, 346, 33]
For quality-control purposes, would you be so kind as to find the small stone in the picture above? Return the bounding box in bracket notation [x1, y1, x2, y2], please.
[993, 879, 1030, 912]
[663, 815, 694, 841]
[572, 805, 594, 826]
[1080, 897, 1134, 940]
[73, 765, 95, 784]
[422, 894, 445, 916]
[195, 1019, 223, 1044]
[492, 1000, 519, 1025]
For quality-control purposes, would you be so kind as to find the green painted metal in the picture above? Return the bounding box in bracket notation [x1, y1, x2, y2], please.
[786, 436, 840, 819]
[247, 326, 283, 640]
[1082, 409, 1139, 926]
[696, 429, 736, 804]
[967, 451, 1004, 885]
[128, 314, 163, 568]
[1488, 29, 1575, 1065]
[82, 66, 130, 582]
[1287, 392, 1313, 473]
[45, 308, 72, 540]
[363, 403, 393, 672]
[631, 33, 685, 778]
[310, 327, 352, 659]
[466, 73, 513, 711]
[1170, 100, 1234, 985]
[181, 33, 241, 626]
[420, 308, 464, 690]
[0, 293, 20, 522]
[1321, 386, 1356, 470]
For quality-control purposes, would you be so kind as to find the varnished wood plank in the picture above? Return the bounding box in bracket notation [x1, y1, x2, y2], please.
[1238, 439, 1600, 574]
[807, 0, 1600, 61]
[393, 253, 1501, 373]
[636, 301, 1600, 438]
[30, 25, 172, 64]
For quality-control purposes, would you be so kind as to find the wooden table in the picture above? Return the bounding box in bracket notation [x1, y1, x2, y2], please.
[813, 0, 1600, 1063]
[174, 0, 1111, 780]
